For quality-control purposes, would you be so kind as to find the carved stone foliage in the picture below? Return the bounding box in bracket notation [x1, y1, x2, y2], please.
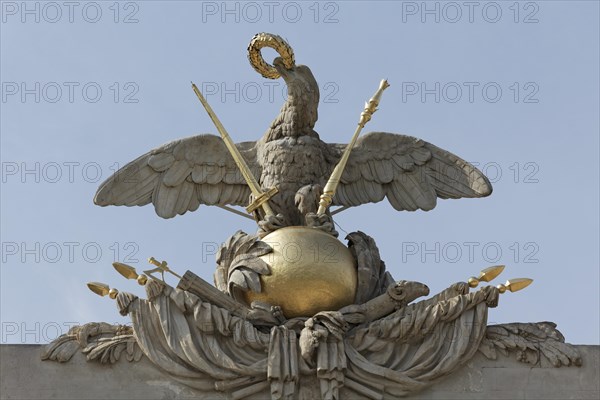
[38, 32, 586, 400]
[213, 230, 273, 302]
[43, 286, 581, 399]
[42, 231, 582, 400]
[41, 322, 142, 364]
[479, 322, 582, 367]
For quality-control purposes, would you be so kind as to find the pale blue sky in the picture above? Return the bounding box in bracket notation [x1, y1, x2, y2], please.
[1, 1, 598, 345]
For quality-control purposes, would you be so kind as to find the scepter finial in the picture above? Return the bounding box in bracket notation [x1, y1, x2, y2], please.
[317, 79, 390, 216]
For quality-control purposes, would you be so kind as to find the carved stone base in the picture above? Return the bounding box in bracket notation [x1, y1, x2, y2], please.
[1, 344, 598, 399]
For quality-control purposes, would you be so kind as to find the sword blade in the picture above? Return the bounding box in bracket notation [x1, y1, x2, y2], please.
[191, 82, 274, 216]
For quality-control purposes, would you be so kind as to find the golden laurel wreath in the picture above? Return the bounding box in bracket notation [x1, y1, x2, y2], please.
[247, 32, 295, 79]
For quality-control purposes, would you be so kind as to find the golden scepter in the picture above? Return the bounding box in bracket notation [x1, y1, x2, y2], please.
[317, 79, 390, 215]
[191, 82, 278, 216]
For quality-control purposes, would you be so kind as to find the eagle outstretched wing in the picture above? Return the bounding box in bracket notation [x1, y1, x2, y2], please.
[94, 134, 258, 218]
[329, 132, 492, 211]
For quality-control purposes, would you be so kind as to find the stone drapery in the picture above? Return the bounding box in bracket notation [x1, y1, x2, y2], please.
[118, 279, 497, 399]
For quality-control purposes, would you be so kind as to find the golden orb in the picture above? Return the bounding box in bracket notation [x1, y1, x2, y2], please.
[243, 226, 357, 318]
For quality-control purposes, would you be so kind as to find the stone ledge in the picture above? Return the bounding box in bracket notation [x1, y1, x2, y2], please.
[1, 344, 598, 399]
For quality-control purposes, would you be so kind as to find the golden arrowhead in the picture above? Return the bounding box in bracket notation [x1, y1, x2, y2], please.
[505, 278, 533, 292]
[87, 282, 110, 297]
[479, 265, 505, 282]
[113, 262, 138, 280]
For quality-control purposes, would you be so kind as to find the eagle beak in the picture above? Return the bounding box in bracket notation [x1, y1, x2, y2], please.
[274, 57, 292, 78]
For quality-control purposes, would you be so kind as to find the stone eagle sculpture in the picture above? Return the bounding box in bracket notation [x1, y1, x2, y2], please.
[93, 33, 492, 226]
[43, 34, 582, 400]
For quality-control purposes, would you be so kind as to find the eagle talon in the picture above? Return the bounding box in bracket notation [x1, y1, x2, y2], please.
[305, 212, 338, 238]
[257, 213, 286, 237]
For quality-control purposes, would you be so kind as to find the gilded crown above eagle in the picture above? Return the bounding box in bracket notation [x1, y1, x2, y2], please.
[94, 33, 492, 227]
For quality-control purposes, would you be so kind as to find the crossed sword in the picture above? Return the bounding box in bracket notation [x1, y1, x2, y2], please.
[190, 79, 390, 219]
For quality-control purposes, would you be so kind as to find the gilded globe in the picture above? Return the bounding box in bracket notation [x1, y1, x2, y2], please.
[243, 226, 357, 318]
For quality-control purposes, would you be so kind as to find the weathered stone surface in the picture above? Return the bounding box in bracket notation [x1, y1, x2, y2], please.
[80, 34, 504, 399]
[16, 33, 589, 400]
[95, 34, 493, 228]
[1, 344, 597, 399]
